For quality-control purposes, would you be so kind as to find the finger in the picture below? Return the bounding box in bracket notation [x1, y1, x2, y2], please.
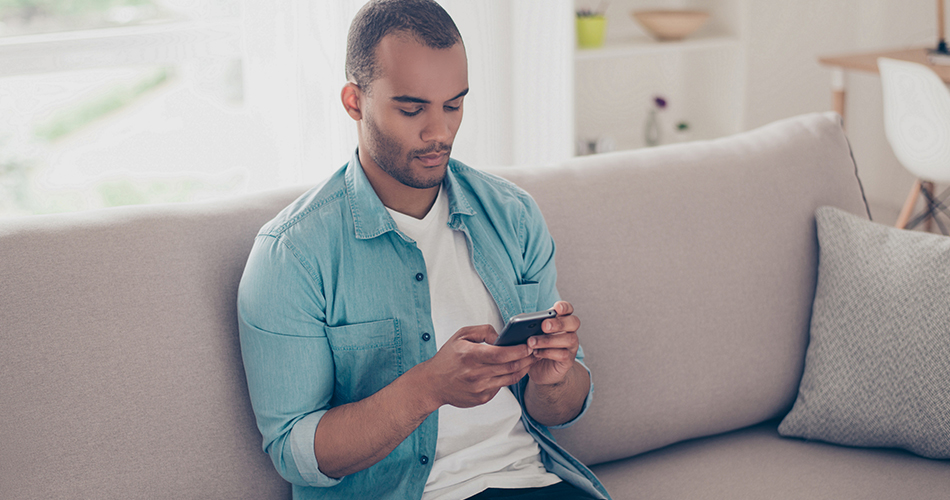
[542, 314, 580, 334]
[531, 347, 575, 363]
[479, 342, 534, 364]
[491, 362, 533, 387]
[487, 354, 536, 377]
[454, 324, 498, 344]
[528, 332, 578, 350]
[553, 300, 574, 317]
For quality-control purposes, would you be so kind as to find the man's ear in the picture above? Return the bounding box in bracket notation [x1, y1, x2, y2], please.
[341, 82, 363, 121]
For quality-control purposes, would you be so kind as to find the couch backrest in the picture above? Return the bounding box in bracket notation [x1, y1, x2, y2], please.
[0, 189, 302, 499]
[0, 113, 869, 497]
[492, 112, 869, 466]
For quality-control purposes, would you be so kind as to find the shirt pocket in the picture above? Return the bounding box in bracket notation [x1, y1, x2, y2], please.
[325, 318, 401, 405]
[515, 282, 541, 313]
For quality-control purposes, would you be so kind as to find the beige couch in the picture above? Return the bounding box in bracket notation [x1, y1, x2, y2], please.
[2, 113, 947, 499]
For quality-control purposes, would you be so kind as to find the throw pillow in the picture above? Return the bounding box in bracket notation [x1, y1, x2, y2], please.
[778, 206, 950, 459]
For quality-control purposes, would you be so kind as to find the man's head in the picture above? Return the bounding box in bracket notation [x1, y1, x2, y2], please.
[342, 0, 468, 195]
[345, 0, 462, 91]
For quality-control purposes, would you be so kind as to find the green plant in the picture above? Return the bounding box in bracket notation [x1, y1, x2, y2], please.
[0, 0, 152, 17]
[577, 1, 609, 17]
[0, 135, 39, 215]
[33, 67, 171, 142]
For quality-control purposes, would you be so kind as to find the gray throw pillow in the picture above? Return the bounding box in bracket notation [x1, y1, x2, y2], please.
[778, 206, 950, 459]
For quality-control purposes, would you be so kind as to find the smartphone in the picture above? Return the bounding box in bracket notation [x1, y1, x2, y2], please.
[494, 308, 557, 347]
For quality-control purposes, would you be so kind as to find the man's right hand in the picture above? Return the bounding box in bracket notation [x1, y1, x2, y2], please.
[419, 325, 536, 409]
[313, 324, 534, 479]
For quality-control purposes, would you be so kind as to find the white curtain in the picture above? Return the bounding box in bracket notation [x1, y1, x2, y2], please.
[240, 0, 574, 189]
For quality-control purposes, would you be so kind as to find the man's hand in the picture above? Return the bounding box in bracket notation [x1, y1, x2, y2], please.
[420, 325, 536, 409]
[523, 301, 591, 426]
[526, 301, 580, 386]
[314, 324, 535, 479]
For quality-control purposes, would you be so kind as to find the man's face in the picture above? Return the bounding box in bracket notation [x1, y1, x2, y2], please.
[358, 34, 468, 190]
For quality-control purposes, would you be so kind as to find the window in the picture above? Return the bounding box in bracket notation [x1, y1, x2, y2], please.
[0, 0, 263, 217]
[0, 0, 178, 37]
[0, 1, 573, 218]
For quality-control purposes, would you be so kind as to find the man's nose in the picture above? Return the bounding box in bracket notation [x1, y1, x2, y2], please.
[421, 109, 453, 144]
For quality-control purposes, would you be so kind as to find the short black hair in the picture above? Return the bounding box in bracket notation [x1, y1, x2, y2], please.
[345, 0, 463, 90]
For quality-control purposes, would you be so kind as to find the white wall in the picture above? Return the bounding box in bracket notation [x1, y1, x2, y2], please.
[741, 0, 939, 221]
[572, 0, 941, 220]
[242, 0, 574, 189]
[243, 0, 941, 217]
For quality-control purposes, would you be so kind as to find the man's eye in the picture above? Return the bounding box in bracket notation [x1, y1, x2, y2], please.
[400, 108, 422, 117]
[444, 105, 460, 112]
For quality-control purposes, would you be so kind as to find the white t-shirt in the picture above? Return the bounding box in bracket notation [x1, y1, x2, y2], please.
[386, 187, 561, 500]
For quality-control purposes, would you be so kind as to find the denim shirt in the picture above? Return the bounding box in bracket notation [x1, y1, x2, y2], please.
[237, 152, 611, 500]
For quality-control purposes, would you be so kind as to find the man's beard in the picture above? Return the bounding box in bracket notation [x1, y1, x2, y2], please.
[365, 113, 451, 190]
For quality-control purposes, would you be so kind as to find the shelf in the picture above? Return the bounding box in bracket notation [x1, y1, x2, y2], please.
[575, 35, 740, 61]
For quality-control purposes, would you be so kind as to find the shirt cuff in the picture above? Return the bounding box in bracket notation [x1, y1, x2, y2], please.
[289, 410, 344, 488]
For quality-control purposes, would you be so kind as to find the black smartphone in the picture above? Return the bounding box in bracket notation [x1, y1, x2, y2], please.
[493, 309, 557, 346]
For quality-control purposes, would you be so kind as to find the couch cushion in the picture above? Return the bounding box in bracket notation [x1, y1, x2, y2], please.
[0, 188, 303, 499]
[492, 112, 870, 466]
[778, 207, 950, 458]
[591, 421, 950, 500]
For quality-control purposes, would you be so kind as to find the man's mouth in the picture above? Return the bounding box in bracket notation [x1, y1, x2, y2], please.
[416, 151, 448, 167]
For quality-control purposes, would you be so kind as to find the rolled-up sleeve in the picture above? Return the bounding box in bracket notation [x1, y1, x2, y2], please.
[237, 234, 342, 488]
[516, 191, 594, 430]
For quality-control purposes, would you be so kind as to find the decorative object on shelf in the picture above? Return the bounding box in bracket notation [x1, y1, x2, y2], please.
[928, 0, 950, 64]
[672, 121, 692, 143]
[575, 135, 616, 156]
[595, 135, 615, 154]
[632, 10, 709, 41]
[576, 2, 609, 48]
[644, 95, 666, 147]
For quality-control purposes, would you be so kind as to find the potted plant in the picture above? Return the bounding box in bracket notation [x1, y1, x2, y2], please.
[576, 3, 609, 48]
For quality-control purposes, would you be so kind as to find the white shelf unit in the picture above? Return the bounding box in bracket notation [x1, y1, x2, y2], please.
[575, 34, 740, 61]
[573, 0, 747, 154]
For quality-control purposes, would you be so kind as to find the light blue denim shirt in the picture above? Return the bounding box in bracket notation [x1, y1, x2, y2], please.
[237, 151, 611, 500]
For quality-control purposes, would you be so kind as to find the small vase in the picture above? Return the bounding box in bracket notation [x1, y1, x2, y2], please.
[644, 109, 661, 147]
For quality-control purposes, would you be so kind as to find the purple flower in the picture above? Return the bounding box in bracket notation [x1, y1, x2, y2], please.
[653, 96, 667, 109]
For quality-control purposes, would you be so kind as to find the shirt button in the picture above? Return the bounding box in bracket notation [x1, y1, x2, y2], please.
[420, 455, 429, 465]
[422, 332, 431, 342]
[415, 272, 424, 282]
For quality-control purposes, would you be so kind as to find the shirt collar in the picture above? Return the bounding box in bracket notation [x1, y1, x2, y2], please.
[345, 149, 476, 240]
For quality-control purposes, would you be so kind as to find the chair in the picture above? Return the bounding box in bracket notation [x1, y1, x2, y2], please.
[878, 57, 950, 234]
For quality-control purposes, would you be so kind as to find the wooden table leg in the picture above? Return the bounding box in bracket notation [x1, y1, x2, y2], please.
[831, 68, 846, 126]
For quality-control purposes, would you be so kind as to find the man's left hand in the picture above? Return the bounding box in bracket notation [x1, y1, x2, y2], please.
[526, 301, 580, 386]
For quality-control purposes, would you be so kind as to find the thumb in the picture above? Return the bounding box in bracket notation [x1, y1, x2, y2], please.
[454, 324, 499, 344]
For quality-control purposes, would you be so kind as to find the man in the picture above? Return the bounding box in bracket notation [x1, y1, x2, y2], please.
[237, 1, 610, 499]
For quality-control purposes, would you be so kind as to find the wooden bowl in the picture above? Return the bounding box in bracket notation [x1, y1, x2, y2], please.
[632, 10, 710, 41]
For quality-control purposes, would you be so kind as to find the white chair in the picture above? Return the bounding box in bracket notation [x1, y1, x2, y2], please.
[878, 57, 950, 234]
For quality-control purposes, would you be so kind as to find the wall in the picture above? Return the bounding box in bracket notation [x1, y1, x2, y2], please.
[573, 0, 746, 151]
[242, 0, 574, 188]
[742, 0, 939, 222]
[572, 0, 941, 221]
[243, 0, 942, 217]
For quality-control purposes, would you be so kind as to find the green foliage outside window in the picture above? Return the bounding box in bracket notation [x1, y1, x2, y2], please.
[0, 0, 153, 17]
[0, 1, 243, 217]
[34, 68, 170, 141]
[0, 0, 164, 37]
[0, 68, 187, 217]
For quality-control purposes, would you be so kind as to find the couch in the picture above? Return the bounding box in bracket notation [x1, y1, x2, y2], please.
[2, 112, 947, 499]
